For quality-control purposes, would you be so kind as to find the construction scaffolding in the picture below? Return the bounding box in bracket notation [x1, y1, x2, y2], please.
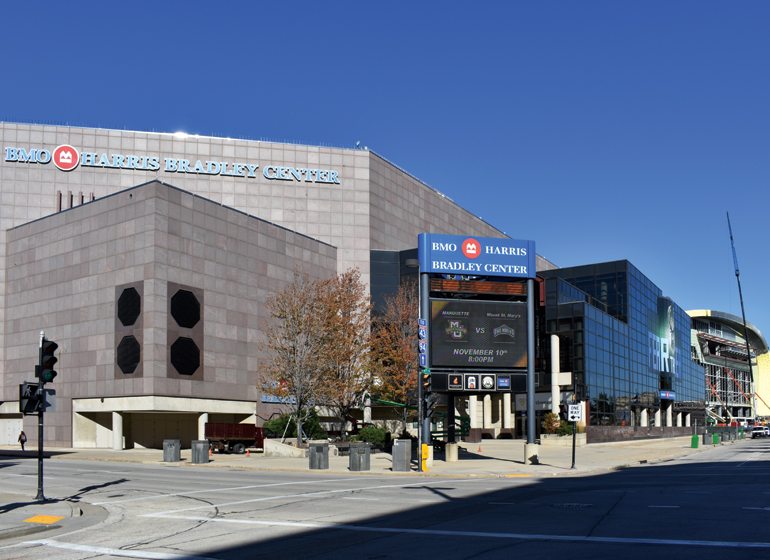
[693, 330, 755, 424]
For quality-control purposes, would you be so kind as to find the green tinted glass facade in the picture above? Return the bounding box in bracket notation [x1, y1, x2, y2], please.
[542, 261, 705, 426]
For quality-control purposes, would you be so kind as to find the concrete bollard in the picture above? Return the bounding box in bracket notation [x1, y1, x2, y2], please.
[446, 442, 459, 462]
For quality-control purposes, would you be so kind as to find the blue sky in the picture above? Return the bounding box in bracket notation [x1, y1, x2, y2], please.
[2, 2, 769, 338]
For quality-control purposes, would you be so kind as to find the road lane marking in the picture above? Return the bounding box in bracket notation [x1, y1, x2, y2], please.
[93, 477, 364, 505]
[149, 515, 770, 549]
[143, 478, 483, 517]
[343, 497, 380, 501]
[25, 539, 217, 560]
[737, 453, 762, 467]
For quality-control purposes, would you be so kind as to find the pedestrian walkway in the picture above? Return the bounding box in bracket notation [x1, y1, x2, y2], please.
[1, 434, 715, 478]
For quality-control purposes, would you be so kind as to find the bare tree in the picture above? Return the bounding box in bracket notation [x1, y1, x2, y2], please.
[318, 268, 372, 437]
[369, 279, 419, 434]
[262, 273, 328, 447]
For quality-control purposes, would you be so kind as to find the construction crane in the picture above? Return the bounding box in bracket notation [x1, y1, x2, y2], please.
[727, 212, 757, 415]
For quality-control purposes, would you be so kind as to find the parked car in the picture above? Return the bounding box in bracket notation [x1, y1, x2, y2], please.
[752, 426, 765, 439]
[764, 426, 770, 437]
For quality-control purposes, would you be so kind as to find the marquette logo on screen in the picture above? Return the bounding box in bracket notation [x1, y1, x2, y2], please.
[445, 320, 467, 340]
[462, 238, 481, 259]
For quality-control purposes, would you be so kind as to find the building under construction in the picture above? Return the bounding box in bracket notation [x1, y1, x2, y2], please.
[689, 310, 769, 424]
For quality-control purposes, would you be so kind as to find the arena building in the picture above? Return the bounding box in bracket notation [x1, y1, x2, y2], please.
[0, 122, 554, 448]
[688, 309, 769, 423]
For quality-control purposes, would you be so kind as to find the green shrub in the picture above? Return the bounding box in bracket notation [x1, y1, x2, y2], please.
[555, 421, 584, 436]
[556, 421, 574, 436]
[357, 425, 387, 447]
[262, 410, 327, 440]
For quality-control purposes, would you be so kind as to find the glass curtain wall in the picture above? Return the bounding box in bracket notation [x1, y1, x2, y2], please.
[543, 261, 705, 426]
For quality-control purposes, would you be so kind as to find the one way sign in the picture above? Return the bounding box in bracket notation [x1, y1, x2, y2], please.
[568, 404, 583, 422]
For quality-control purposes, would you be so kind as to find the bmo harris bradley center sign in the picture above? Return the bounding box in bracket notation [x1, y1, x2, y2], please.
[418, 233, 535, 278]
[418, 233, 536, 373]
[4, 144, 341, 184]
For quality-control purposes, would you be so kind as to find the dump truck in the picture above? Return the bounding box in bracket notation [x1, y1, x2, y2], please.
[205, 423, 265, 454]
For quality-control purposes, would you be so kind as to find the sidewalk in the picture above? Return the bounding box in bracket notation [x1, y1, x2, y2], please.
[0, 491, 102, 544]
[1, 434, 717, 478]
[0, 435, 729, 542]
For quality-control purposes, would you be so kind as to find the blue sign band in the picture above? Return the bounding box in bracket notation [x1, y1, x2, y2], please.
[418, 233, 536, 279]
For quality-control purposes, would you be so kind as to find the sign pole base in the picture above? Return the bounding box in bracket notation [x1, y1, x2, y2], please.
[524, 443, 540, 465]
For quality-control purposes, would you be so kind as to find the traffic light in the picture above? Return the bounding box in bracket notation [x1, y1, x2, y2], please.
[425, 393, 440, 419]
[19, 382, 42, 415]
[421, 369, 431, 392]
[36, 337, 58, 383]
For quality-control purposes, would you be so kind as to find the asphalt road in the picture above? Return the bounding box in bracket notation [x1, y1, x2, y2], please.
[2, 439, 770, 559]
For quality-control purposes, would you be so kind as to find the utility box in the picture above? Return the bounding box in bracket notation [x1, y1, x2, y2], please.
[163, 439, 181, 462]
[348, 443, 371, 472]
[392, 439, 412, 472]
[309, 442, 329, 470]
[191, 440, 209, 464]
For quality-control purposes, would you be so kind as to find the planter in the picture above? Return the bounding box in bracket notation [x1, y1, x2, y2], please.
[540, 433, 587, 447]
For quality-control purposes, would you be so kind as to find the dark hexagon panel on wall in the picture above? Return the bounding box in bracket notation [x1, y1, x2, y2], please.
[115, 282, 143, 378]
[118, 287, 141, 326]
[167, 282, 204, 380]
[117, 335, 141, 374]
[171, 289, 200, 328]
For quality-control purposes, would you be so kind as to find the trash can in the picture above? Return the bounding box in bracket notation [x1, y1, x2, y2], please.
[163, 439, 181, 462]
[309, 442, 329, 470]
[191, 440, 209, 464]
[690, 434, 699, 449]
[712, 433, 720, 445]
[349, 442, 371, 472]
[392, 439, 411, 472]
[703, 431, 709, 445]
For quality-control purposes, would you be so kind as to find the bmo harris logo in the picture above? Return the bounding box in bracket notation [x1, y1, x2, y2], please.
[5, 144, 81, 172]
[432, 237, 482, 259]
[52, 145, 80, 171]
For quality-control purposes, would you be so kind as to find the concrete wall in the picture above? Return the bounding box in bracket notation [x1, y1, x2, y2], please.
[3, 181, 336, 446]
[0, 123, 367, 281]
[755, 353, 770, 417]
[368, 154, 504, 251]
[586, 425, 693, 443]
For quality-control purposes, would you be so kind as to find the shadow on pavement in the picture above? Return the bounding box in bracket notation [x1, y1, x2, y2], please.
[144, 453, 770, 560]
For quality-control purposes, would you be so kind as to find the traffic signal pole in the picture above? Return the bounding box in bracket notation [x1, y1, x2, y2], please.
[33, 330, 58, 502]
[35, 331, 46, 501]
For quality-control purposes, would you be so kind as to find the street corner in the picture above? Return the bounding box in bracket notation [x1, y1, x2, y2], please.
[0, 495, 107, 543]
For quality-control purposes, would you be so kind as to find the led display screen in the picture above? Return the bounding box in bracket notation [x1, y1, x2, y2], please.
[430, 299, 527, 369]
